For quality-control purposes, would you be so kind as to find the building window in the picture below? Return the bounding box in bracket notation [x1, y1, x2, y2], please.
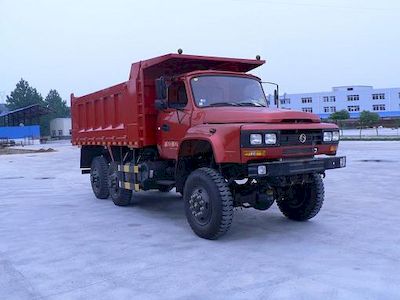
[347, 105, 360, 112]
[58, 130, 63, 136]
[347, 95, 359, 101]
[52, 130, 56, 137]
[301, 97, 312, 103]
[323, 96, 336, 102]
[372, 104, 385, 111]
[372, 93, 385, 100]
[323, 106, 336, 113]
[280, 98, 290, 105]
[347, 87, 353, 91]
[302, 107, 313, 112]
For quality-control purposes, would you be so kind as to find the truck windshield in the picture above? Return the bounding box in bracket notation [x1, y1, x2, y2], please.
[190, 76, 267, 108]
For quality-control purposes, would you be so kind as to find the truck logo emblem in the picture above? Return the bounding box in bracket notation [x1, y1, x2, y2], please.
[299, 133, 307, 143]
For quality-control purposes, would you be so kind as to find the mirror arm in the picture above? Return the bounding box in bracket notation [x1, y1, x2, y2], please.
[261, 81, 280, 108]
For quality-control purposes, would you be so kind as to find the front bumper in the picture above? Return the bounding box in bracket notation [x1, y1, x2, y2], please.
[248, 156, 346, 177]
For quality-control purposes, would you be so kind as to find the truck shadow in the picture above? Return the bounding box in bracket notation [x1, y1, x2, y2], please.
[128, 190, 184, 220]
[226, 210, 320, 241]
[126, 191, 319, 241]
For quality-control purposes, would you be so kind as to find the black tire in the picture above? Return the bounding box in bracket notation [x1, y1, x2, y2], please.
[158, 185, 173, 193]
[184, 167, 233, 240]
[108, 162, 132, 206]
[90, 156, 109, 199]
[276, 173, 324, 221]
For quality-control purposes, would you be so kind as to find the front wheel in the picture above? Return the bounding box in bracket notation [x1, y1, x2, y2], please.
[184, 168, 233, 240]
[276, 173, 324, 221]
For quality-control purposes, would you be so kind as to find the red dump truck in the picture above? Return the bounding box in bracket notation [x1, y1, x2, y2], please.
[71, 53, 346, 239]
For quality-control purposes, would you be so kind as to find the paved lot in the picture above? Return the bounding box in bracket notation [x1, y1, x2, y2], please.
[1, 141, 399, 299]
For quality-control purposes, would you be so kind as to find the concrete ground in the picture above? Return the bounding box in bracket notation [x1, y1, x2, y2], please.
[0, 141, 399, 299]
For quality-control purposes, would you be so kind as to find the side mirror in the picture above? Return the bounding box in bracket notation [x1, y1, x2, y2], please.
[274, 89, 279, 108]
[261, 81, 279, 108]
[155, 77, 167, 100]
[155, 99, 167, 110]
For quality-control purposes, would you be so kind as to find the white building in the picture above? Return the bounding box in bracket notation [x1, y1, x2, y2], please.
[50, 118, 71, 137]
[279, 86, 400, 119]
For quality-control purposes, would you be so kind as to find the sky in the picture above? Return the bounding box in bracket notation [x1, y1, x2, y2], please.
[1, 0, 399, 105]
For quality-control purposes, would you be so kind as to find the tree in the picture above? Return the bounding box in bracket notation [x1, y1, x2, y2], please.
[39, 89, 70, 136]
[6, 78, 43, 110]
[45, 89, 70, 118]
[330, 109, 350, 135]
[359, 111, 380, 138]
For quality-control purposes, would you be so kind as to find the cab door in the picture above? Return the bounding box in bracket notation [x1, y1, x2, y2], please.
[157, 81, 192, 159]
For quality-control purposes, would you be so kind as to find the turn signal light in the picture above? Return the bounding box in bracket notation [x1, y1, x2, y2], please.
[243, 150, 266, 157]
[329, 145, 337, 152]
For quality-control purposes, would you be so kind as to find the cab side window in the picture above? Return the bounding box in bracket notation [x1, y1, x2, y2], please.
[168, 82, 188, 109]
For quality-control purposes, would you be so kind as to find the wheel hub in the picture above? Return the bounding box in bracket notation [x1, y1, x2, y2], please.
[189, 188, 210, 224]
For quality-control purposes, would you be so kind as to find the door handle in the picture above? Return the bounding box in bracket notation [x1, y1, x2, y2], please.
[161, 124, 170, 132]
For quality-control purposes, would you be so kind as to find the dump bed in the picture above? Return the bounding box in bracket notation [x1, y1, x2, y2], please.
[71, 53, 265, 148]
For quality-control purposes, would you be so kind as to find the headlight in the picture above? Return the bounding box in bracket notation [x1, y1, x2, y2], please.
[265, 133, 277, 144]
[250, 134, 262, 145]
[332, 131, 340, 141]
[323, 131, 332, 142]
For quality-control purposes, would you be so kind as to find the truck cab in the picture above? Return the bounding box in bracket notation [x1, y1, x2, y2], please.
[72, 53, 346, 239]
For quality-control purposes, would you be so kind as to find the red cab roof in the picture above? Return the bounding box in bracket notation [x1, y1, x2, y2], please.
[130, 53, 265, 79]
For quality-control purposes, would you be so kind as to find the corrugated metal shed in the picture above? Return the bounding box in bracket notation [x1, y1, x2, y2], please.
[0, 104, 51, 126]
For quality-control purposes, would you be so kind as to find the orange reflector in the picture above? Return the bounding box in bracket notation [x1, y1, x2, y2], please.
[243, 150, 267, 157]
[329, 145, 337, 152]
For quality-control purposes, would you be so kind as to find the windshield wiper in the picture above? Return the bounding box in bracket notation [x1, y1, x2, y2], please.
[207, 102, 239, 107]
[237, 102, 266, 107]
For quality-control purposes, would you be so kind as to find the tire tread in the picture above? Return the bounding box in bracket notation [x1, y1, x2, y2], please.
[185, 167, 233, 239]
[277, 173, 324, 221]
[90, 156, 109, 199]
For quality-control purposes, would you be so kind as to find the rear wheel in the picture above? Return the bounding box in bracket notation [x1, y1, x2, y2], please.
[90, 156, 109, 199]
[108, 162, 132, 206]
[184, 167, 233, 240]
[276, 173, 324, 221]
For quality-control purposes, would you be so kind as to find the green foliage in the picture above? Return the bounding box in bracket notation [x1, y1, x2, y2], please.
[45, 89, 70, 118]
[330, 109, 350, 121]
[41, 90, 70, 136]
[359, 111, 380, 128]
[329, 109, 350, 135]
[6, 78, 44, 110]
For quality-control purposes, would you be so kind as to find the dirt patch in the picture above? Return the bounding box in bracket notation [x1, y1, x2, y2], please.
[0, 148, 56, 155]
[0, 176, 24, 180]
[358, 159, 396, 163]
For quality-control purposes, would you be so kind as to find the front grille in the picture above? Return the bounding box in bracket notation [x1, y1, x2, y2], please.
[283, 147, 314, 155]
[280, 130, 322, 146]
